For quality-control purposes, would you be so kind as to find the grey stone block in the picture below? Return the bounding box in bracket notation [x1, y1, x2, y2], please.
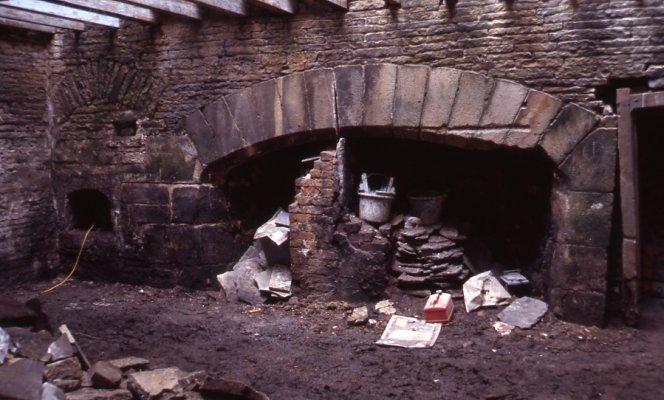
[449, 71, 492, 128]
[540, 103, 600, 164]
[90, 361, 122, 389]
[393, 65, 429, 128]
[421, 67, 462, 129]
[129, 205, 171, 224]
[304, 68, 337, 132]
[550, 244, 607, 292]
[363, 63, 398, 128]
[121, 184, 169, 205]
[280, 73, 311, 136]
[171, 185, 227, 224]
[202, 98, 243, 158]
[225, 88, 258, 146]
[146, 136, 198, 182]
[549, 288, 605, 326]
[552, 190, 613, 248]
[334, 65, 365, 129]
[185, 110, 218, 166]
[0, 359, 44, 400]
[249, 79, 278, 140]
[510, 89, 563, 144]
[480, 79, 528, 127]
[497, 297, 548, 329]
[559, 128, 617, 192]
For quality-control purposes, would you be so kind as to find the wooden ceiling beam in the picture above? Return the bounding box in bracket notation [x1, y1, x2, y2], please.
[120, 0, 203, 20]
[0, 15, 56, 32]
[250, 0, 296, 15]
[191, 0, 249, 17]
[2, 0, 121, 28]
[0, 5, 85, 30]
[55, 0, 159, 24]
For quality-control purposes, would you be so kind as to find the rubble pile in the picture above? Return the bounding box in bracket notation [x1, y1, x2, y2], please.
[0, 324, 269, 400]
[393, 221, 470, 288]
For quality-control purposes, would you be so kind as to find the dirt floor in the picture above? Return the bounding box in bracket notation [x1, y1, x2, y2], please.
[5, 278, 664, 400]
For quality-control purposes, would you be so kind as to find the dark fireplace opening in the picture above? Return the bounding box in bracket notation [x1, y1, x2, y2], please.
[636, 106, 664, 299]
[345, 137, 554, 275]
[67, 189, 113, 231]
[208, 140, 336, 230]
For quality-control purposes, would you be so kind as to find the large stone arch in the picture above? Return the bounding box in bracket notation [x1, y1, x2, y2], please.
[185, 64, 617, 326]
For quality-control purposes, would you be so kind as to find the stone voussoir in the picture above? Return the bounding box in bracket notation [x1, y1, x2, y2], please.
[280, 72, 311, 136]
[393, 64, 430, 129]
[363, 63, 398, 128]
[185, 109, 217, 166]
[420, 67, 462, 130]
[559, 127, 617, 193]
[304, 68, 337, 133]
[539, 103, 600, 165]
[334, 65, 365, 130]
[480, 78, 529, 128]
[449, 71, 493, 128]
[202, 98, 244, 159]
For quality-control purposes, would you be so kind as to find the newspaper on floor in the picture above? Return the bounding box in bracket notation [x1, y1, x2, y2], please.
[376, 315, 442, 349]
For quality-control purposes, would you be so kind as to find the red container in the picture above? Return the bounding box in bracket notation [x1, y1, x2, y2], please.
[424, 292, 454, 323]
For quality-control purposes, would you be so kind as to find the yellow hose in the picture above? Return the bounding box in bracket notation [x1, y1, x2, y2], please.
[42, 224, 95, 294]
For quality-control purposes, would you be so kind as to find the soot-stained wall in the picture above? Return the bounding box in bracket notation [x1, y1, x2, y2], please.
[0, 29, 54, 283]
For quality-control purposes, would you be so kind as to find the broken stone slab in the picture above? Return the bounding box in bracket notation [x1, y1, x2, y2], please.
[5, 327, 53, 361]
[419, 240, 457, 254]
[66, 388, 133, 400]
[397, 273, 428, 285]
[497, 297, 548, 329]
[0, 358, 44, 400]
[399, 227, 429, 240]
[347, 306, 369, 326]
[41, 382, 66, 400]
[268, 265, 292, 299]
[179, 370, 207, 391]
[91, 361, 122, 389]
[0, 327, 9, 363]
[217, 271, 239, 302]
[108, 356, 150, 372]
[127, 367, 188, 399]
[254, 269, 272, 294]
[199, 377, 269, 400]
[52, 378, 81, 392]
[45, 356, 83, 381]
[47, 334, 75, 362]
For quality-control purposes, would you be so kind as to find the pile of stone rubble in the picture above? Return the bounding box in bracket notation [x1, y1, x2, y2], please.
[393, 221, 470, 288]
[0, 301, 268, 400]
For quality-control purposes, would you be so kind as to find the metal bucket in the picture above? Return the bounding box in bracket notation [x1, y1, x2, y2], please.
[408, 191, 446, 225]
[359, 192, 394, 224]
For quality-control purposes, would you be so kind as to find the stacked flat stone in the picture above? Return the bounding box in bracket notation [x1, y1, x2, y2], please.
[394, 224, 469, 287]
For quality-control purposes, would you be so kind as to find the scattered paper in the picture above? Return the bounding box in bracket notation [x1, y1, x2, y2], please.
[463, 271, 511, 312]
[376, 315, 441, 348]
[493, 321, 515, 336]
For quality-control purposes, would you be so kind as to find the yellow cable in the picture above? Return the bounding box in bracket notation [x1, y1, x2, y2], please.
[42, 224, 95, 294]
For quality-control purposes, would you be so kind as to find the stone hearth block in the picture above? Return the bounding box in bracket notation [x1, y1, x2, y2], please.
[144, 225, 199, 265]
[559, 128, 617, 192]
[449, 71, 492, 128]
[280, 73, 311, 136]
[249, 80, 279, 140]
[393, 65, 430, 128]
[202, 98, 243, 158]
[129, 205, 170, 224]
[550, 244, 607, 292]
[225, 88, 259, 146]
[197, 224, 236, 265]
[552, 190, 613, 248]
[304, 69, 337, 133]
[122, 184, 169, 205]
[185, 110, 218, 165]
[146, 136, 198, 182]
[172, 185, 227, 224]
[480, 79, 528, 127]
[549, 288, 605, 326]
[334, 65, 365, 130]
[540, 103, 600, 164]
[421, 67, 462, 129]
[363, 63, 398, 128]
[509, 89, 563, 147]
[0, 359, 44, 400]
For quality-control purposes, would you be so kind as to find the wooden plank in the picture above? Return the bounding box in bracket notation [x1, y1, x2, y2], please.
[630, 91, 664, 109]
[0, 15, 56, 32]
[313, 0, 347, 10]
[250, 0, 296, 14]
[56, 0, 158, 23]
[121, 0, 202, 19]
[3, 0, 121, 27]
[0, 5, 85, 30]
[191, 0, 249, 17]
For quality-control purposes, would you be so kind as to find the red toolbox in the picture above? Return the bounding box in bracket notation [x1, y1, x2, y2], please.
[424, 291, 454, 323]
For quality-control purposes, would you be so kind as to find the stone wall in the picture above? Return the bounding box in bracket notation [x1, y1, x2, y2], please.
[0, 29, 53, 282]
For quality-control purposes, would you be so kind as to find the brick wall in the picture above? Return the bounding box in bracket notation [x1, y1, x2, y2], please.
[0, 29, 53, 282]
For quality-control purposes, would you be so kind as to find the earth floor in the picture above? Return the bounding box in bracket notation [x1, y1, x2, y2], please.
[5, 278, 664, 400]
